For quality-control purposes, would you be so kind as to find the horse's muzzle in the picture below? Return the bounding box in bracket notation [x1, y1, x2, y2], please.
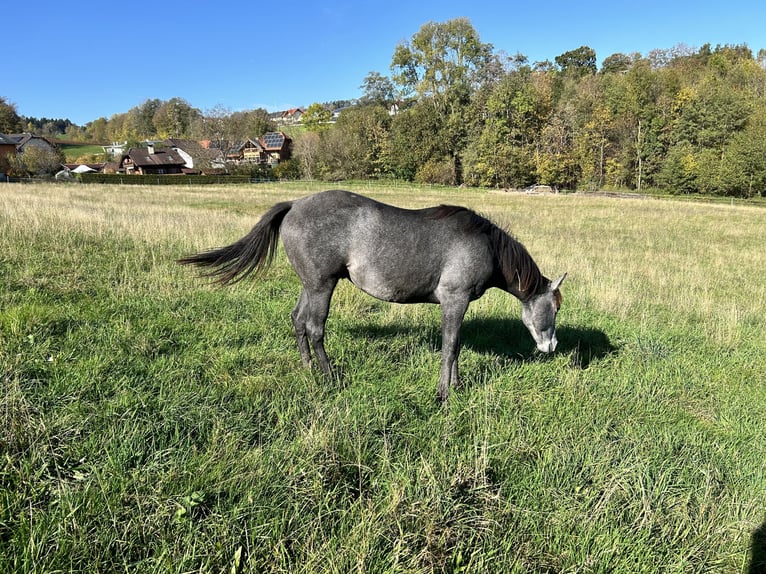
[537, 336, 558, 354]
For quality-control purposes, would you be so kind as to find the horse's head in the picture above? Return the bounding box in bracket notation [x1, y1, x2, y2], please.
[521, 273, 566, 353]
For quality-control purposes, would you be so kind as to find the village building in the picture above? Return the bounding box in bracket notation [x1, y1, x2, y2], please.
[0, 133, 58, 158]
[227, 132, 292, 165]
[269, 108, 304, 125]
[118, 144, 186, 175]
[0, 134, 15, 165]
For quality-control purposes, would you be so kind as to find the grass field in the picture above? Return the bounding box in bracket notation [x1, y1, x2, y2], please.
[58, 143, 107, 163]
[1, 181, 765, 573]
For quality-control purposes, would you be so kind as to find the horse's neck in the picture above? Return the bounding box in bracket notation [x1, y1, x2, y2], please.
[505, 269, 533, 301]
[493, 230, 542, 301]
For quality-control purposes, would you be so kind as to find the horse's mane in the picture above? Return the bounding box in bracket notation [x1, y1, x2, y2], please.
[424, 205, 546, 297]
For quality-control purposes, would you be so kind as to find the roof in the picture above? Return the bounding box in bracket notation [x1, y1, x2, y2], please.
[228, 133, 290, 154]
[0, 134, 16, 145]
[164, 138, 224, 162]
[261, 132, 289, 151]
[242, 138, 265, 150]
[269, 108, 304, 120]
[125, 147, 185, 167]
[4, 133, 56, 148]
[229, 138, 264, 154]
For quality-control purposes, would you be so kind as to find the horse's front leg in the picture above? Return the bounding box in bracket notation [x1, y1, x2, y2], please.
[437, 297, 469, 403]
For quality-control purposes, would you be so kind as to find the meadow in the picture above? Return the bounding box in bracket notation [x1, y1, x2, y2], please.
[1, 181, 765, 573]
[58, 143, 107, 163]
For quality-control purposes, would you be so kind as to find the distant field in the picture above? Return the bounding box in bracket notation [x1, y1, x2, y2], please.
[1, 181, 765, 572]
[58, 143, 106, 162]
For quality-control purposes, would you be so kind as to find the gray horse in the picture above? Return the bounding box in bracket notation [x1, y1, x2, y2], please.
[179, 189, 566, 402]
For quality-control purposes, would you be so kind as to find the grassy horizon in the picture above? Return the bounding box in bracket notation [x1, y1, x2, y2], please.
[1, 181, 765, 572]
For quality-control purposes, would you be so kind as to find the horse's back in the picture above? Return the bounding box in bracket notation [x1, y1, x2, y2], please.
[281, 189, 407, 250]
[280, 190, 495, 302]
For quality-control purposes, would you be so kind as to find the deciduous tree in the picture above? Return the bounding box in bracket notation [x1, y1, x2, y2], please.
[333, 105, 391, 177]
[152, 98, 199, 139]
[390, 18, 493, 184]
[302, 103, 332, 132]
[360, 72, 396, 106]
[391, 18, 493, 105]
[0, 97, 22, 133]
[7, 144, 64, 176]
[555, 46, 597, 78]
[86, 117, 109, 143]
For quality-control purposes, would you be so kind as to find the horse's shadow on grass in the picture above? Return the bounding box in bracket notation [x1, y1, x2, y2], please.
[749, 520, 766, 574]
[344, 316, 616, 370]
[462, 317, 617, 368]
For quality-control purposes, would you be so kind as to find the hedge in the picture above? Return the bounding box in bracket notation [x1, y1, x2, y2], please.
[78, 174, 259, 185]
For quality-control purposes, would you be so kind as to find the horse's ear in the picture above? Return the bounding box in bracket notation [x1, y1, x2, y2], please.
[550, 273, 567, 291]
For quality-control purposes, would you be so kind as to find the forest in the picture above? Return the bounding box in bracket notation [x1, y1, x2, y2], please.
[2, 18, 766, 197]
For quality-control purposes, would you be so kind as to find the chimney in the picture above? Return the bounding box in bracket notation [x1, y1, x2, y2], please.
[147, 143, 155, 155]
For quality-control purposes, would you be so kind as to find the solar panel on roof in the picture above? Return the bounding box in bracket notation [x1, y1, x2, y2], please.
[263, 132, 284, 148]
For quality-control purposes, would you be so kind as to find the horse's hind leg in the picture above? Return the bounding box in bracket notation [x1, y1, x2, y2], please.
[292, 282, 337, 374]
[306, 283, 336, 374]
[291, 290, 312, 368]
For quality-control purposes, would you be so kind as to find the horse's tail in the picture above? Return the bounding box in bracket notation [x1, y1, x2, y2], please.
[177, 201, 293, 284]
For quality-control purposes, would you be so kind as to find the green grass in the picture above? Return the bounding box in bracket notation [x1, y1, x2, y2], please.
[58, 143, 106, 162]
[1, 182, 765, 572]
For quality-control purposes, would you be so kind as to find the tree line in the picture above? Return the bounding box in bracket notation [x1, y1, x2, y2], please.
[2, 18, 765, 196]
[301, 19, 766, 198]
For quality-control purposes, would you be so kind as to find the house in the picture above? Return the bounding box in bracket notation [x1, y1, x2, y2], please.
[118, 145, 186, 175]
[227, 138, 266, 163]
[103, 141, 127, 157]
[270, 108, 304, 125]
[1, 133, 60, 175]
[163, 138, 226, 173]
[6, 133, 58, 155]
[261, 131, 291, 163]
[227, 132, 291, 165]
[0, 134, 16, 168]
[242, 138, 267, 162]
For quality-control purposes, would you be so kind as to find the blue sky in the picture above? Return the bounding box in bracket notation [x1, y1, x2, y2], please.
[5, 1, 765, 125]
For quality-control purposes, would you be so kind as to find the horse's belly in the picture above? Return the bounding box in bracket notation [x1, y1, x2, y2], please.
[346, 265, 437, 304]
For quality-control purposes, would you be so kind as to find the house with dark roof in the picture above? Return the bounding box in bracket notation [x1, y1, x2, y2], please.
[228, 138, 266, 163]
[6, 133, 57, 154]
[0, 133, 16, 147]
[1, 133, 60, 175]
[0, 134, 16, 168]
[261, 132, 291, 162]
[118, 145, 186, 175]
[227, 132, 291, 165]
